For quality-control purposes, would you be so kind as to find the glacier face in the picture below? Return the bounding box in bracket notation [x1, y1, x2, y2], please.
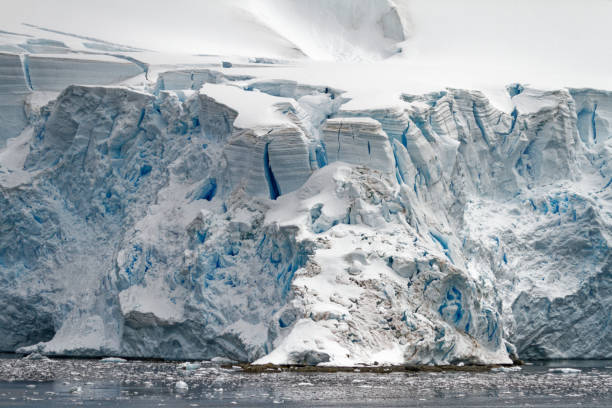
[0, 49, 145, 147]
[0, 14, 610, 364]
[0, 69, 609, 364]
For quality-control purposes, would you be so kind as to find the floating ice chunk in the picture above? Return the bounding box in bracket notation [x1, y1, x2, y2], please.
[175, 380, 188, 391]
[178, 362, 201, 371]
[100, 357, 127, 363]
[548, 368, 581, 374]
[492, 366, 522, 372]
[211, 356, 237, 364]
[23, 353, 49, 361]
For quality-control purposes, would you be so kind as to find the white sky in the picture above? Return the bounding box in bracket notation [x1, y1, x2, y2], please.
[1, 0, 612, 91]
[0, 0, 298, 56]
[1, 0, 610, 59]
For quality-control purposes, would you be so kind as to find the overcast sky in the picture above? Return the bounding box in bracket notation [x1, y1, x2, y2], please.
[2, 0, 611, 70]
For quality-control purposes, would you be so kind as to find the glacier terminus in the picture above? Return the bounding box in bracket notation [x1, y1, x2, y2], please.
[0, 0, 610, 368]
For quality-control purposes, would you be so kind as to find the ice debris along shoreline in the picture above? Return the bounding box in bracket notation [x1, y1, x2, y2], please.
[1, 357, 610, 407]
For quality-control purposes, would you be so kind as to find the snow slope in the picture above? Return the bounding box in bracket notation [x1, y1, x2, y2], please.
[0, 1, 610, 364]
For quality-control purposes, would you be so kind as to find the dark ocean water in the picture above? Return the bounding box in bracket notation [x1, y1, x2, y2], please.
[0, 356, 610, 407]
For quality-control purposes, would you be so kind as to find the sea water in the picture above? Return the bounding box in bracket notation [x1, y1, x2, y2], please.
[0, 356, 610, 407]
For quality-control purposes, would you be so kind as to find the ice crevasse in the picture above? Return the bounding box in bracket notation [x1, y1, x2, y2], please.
[0, 69, 610, 366]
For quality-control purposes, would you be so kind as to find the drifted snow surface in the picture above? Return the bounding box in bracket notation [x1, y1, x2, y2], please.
[0, 1, 611, 366]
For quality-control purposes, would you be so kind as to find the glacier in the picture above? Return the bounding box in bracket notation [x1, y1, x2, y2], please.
[0, 1, 611, 366]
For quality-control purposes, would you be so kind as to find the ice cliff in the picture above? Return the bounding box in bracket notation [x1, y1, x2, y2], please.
[0, 70, 609, 365]
[0, 2, 610, 365]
